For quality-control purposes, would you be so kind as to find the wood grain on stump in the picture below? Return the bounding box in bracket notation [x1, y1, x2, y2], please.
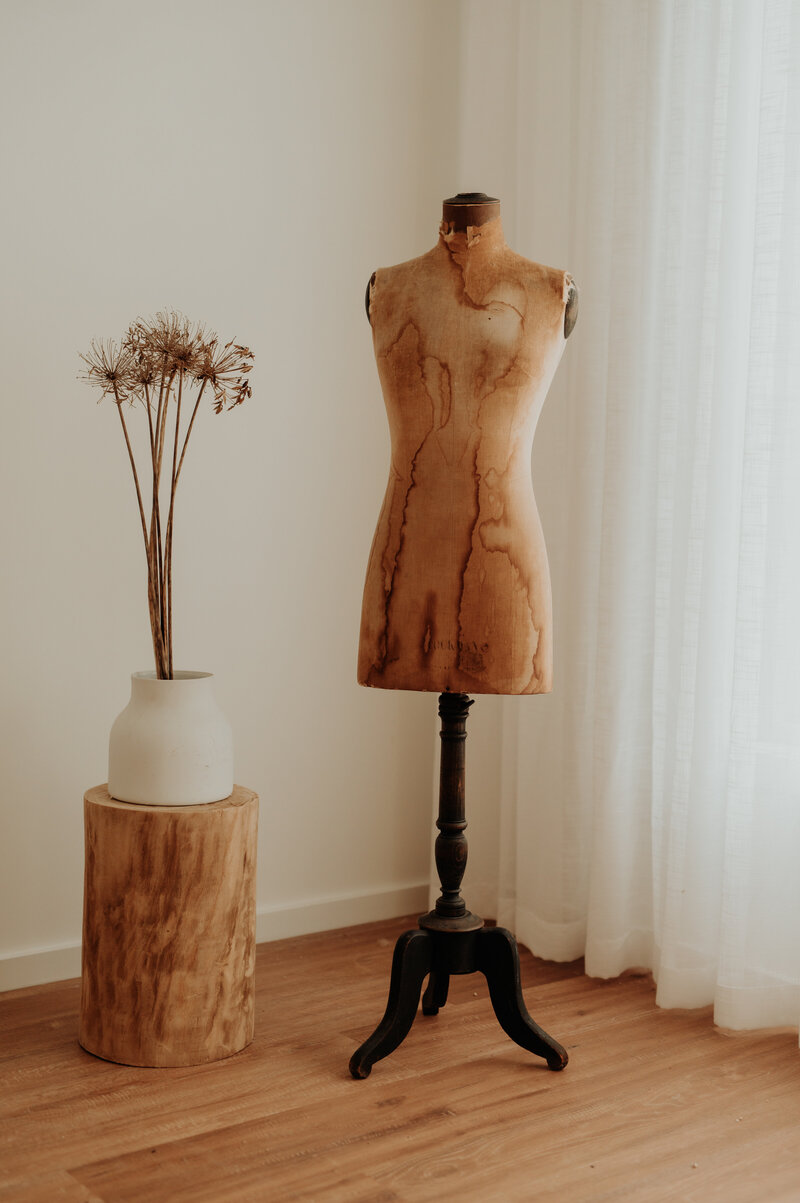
[358, 215, 571, 695]
[80, 784, 258, 1068]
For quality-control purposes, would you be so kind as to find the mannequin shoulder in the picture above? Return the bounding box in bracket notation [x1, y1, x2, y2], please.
[364, 272, 376, 321]
[564, 275, 579, 338]
[508, 253, 579, 339]
[365, 250, 438, 323]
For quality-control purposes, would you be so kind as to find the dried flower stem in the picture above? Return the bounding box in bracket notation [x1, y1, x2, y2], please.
[164, 369, 185, 679]
[81, 313, 254, 678]
[112, 381, 167, 677]
[174, 380, 208, 489]
[79, 312, 251, 678]
[111, 384, 149, 554]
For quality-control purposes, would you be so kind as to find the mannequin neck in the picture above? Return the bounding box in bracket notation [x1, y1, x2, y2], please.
[438, 213, 506, 264]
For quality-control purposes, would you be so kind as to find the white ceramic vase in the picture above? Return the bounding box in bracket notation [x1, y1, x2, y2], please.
[108, 671, 234, 806]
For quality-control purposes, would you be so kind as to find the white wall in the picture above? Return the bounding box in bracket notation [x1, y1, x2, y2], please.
[0, 0, 463, 988]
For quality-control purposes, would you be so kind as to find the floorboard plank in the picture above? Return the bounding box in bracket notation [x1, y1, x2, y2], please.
[1, 916, 798, 1202]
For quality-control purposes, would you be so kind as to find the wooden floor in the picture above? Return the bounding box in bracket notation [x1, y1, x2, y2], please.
[1, 916, 799, 1203]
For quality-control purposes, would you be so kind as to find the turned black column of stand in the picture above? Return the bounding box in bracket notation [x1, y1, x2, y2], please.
[349, 692, 569, 1079]
[420, 692, 480, 934]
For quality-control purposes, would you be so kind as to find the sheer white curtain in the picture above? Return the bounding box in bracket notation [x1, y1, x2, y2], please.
[459, 0, 800, 1033]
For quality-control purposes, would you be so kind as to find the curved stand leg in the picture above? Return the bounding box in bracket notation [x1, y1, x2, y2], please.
[421, 968, 450, 1016]
[477, 927, 568, 1071]
[349, 696, 571, 1077]
[349, 929, 432, 1079]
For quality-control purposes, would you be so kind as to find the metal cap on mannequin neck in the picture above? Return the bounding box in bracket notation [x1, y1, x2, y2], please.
[441, 192, 500, 230]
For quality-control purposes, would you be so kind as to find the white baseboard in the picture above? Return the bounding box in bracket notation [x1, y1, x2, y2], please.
[256, 880, 430, 943]
[0, 880, 430, 994]
[0, 942, 83, 994]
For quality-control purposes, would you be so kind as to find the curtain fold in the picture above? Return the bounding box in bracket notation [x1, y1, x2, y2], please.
[459, 0, 800, 1034]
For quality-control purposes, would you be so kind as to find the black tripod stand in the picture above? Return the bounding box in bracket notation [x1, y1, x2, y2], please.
[349, 691, 568, 1079]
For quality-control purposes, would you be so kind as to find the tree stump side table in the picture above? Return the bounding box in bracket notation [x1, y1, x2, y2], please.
[79, 784, 258, 1068]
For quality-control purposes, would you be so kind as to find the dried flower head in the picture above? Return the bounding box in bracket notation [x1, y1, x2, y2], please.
[126, 349, 159, 399]
[125, 309, 205, 378]
[79, 338, 136, 401]
[193, 337, 254, 413]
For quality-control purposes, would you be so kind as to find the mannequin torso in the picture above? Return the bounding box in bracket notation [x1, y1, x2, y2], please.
[358, 196, 576, 695]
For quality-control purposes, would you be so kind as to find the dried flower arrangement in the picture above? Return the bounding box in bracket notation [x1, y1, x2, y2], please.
[80, 311, 254, 679]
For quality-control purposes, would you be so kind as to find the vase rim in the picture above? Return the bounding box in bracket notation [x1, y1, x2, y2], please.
[132, 670, 213, 682]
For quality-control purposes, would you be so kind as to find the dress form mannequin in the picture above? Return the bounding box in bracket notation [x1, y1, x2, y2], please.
[350, 195, 576, 1079]
[359, 193, 577, 695]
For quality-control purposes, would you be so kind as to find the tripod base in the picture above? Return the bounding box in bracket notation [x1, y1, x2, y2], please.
[349, 922, 568, 1079]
